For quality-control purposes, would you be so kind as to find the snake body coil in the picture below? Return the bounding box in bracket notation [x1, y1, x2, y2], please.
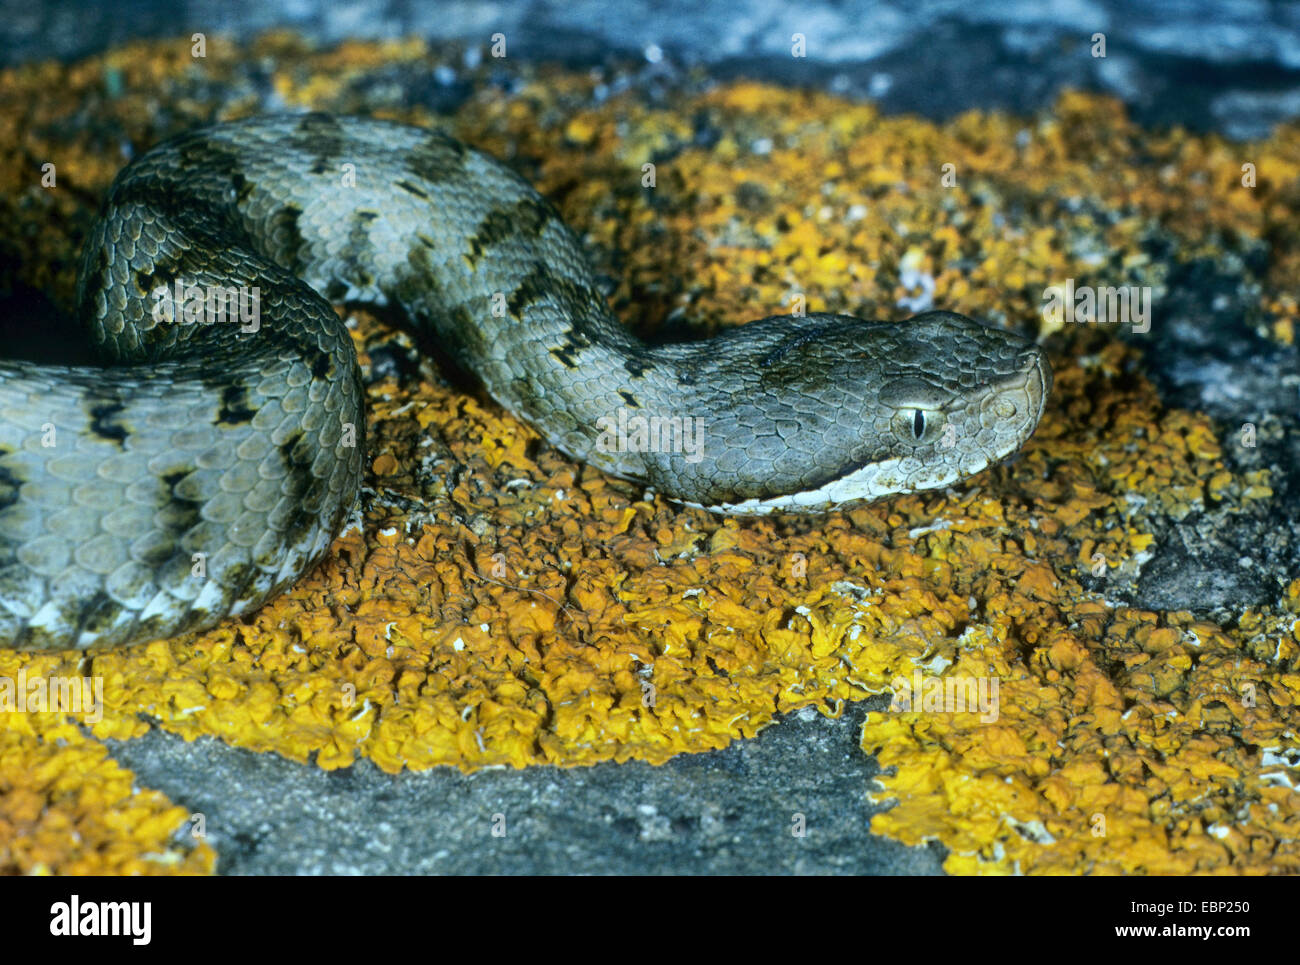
[0, 114, 1050, 651]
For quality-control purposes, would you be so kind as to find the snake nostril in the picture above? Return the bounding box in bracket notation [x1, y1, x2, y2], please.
[1015, 348, 1050, 389]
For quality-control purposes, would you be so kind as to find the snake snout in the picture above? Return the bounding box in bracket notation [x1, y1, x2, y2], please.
[1017, 344, 1053, 420]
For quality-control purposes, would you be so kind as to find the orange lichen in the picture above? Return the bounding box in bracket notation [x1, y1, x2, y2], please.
[0, 34, 1297, 874]
[0, 650, 213, 874]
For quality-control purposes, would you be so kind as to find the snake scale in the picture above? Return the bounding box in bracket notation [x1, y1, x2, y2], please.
[0, 113, 1051, 651]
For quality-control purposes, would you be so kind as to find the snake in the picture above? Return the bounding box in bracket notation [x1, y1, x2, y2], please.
[0, 113, 1051, 652]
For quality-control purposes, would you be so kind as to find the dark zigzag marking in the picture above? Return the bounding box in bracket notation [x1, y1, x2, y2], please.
[406, 131, 468, 185]
[549, 347, 581, 368]
[396, 179, 430, 200]
[293, 112, 350, 177]
[506, 260, 605, 337]
[311, 351, 336, 380]
[760, 322, 837, 368]
[466, 197, 556, 267]
[277, 430, 320, 548]
[156, 468, 202, 539]
[267, 202, 306, 273]
[0, 457, 20, 515]
[345, 211, 380, 289]
[217, 383, 256, 425]
[87, 400, 129, 447]
[71, 590, 124, 647]
[132, 252, 183, 298]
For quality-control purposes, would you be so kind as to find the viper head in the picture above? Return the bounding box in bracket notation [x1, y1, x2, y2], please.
[654, 310, 1052, 514]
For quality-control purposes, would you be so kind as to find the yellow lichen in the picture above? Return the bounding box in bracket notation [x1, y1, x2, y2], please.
[0, 34, 1296, 875]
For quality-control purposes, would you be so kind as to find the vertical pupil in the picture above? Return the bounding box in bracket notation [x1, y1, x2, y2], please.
[913, 409, 925, 438]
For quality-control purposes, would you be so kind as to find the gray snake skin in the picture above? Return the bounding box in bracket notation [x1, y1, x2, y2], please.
[0, 113, 1051, 651]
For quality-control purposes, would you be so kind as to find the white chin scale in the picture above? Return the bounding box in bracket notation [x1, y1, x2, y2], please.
[685, 457, 967, 516]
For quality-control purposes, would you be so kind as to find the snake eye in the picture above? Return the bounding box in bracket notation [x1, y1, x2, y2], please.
[891, 407, 944, 447]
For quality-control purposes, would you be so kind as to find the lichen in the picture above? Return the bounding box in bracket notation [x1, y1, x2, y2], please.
[0, 35, 1295, 874]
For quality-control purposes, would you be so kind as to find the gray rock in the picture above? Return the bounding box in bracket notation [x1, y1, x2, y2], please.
[106, 699, 947, 875]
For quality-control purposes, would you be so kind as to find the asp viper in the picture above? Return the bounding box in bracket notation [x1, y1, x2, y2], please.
[0, 114, 1051, 651]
